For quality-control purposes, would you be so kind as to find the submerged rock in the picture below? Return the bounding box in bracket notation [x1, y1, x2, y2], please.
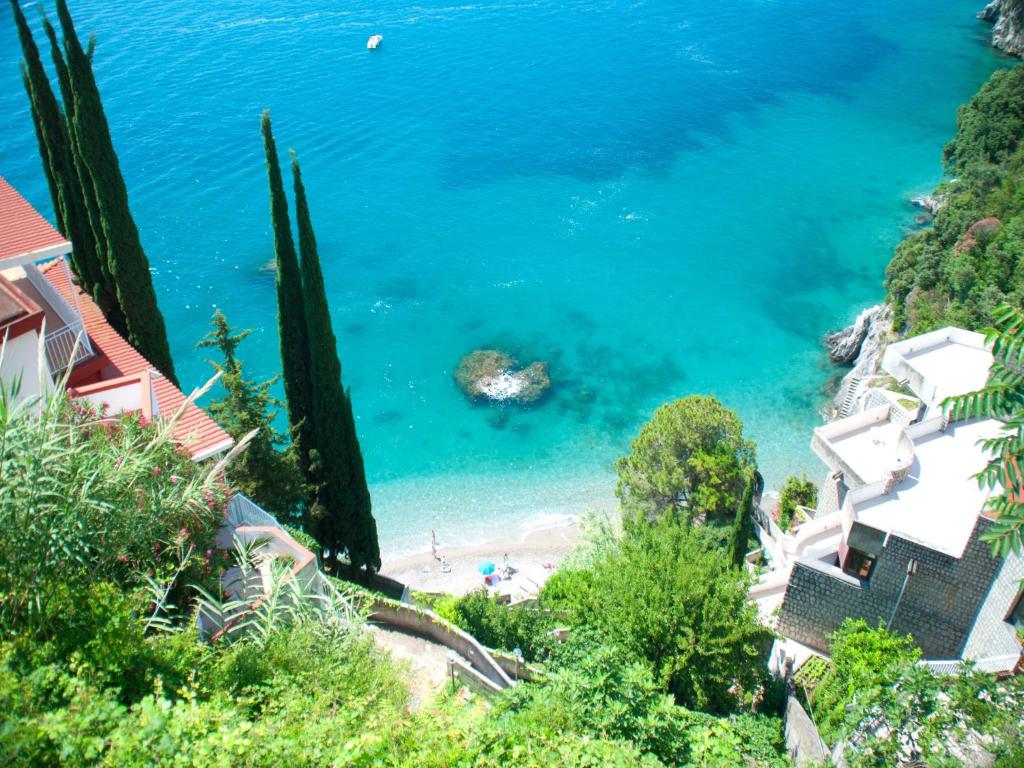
[980, 0, 1024, 58]
[454, 349, 551, 404]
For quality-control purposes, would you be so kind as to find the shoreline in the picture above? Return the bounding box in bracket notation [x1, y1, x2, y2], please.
[380, 517, 581, 598]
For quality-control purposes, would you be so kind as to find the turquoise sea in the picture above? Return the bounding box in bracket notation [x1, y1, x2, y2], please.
[0, 1, 1011, 556]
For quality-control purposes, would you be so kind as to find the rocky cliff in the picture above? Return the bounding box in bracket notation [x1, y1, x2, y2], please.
[826, 304, 894, 418]
[980, 0, 1024, 58]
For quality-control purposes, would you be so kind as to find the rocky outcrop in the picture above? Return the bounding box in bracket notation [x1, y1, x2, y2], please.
[980, 0, 1024, 58]
[825, 305, 889, 364]
[911, 193, 946, 216]
[826, 305, 894, 417]
[955, 216, 1002, 254]
[454, 349, 550, 404]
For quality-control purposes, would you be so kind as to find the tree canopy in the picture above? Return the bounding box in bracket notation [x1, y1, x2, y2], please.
[886, 64, 1024, 334]
[615, 395, 756, 524]
[544, 516, 771, 712]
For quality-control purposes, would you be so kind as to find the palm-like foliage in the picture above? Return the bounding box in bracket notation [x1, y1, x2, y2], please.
[944, 304, 1024, 556]
[194, 534, 363, 646]
[0, 336, 231, 632]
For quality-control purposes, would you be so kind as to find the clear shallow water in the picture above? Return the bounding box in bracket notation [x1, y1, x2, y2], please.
[0, 1, 1010, 556]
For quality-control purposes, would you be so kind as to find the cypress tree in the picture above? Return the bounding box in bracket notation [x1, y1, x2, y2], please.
[261, 111, 314, 480]
[10, 0, 113, 326]
[731, 472, 755, 568]
[55, 0, 176, 383]
[41, 14, 116, 306]
[291, 152, 380, 572]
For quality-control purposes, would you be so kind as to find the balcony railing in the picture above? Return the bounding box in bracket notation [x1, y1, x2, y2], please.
[45, 320, 94, 374]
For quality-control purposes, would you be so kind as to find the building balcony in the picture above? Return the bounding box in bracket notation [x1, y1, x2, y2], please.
[5, 259, 94, 376]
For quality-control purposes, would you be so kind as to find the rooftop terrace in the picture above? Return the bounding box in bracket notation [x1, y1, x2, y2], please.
[882, 327, 992, 409]
[851, 417, 1001, 557]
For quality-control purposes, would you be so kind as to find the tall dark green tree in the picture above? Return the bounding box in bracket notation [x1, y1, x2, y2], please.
[261, 111, 314, 481]
[12, 0, 61, 231]
[10, 0, 118, 331]
[55, 0, 176, 383]
[730, 472, 755, 568]
[40, 12, 121, 333]
[291, 152, 380, 572]
[198, 310, 304, 517]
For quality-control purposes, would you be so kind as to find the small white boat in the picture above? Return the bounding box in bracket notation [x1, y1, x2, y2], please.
[367, 34, 383, 50]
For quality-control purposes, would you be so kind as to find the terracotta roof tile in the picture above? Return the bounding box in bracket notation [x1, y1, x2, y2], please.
[0, 177, 70, 264]
[41, 259, 233, 460]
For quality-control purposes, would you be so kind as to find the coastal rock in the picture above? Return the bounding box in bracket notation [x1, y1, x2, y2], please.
[454, 349, 551, 404]
[825, 305, 888, 365]
[980, 0, 1024, 58]
[955, 216, 1002, 255]
[828, 305, 894, 417]
[911, 193, 946, 216]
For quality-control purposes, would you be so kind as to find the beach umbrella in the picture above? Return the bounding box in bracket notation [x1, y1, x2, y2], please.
[477, 561, 495, 575]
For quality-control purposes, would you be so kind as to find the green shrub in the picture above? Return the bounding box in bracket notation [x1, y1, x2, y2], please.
[550, 516, 771, 713]
[437, 590, 555, 661]
[777, 474, 817, 532]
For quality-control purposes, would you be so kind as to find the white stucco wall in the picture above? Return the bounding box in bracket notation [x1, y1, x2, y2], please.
[0, 330, 50, 405]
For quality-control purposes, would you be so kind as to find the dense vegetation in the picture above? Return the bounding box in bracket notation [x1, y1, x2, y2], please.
[886, 65, 1024, 334]
[0, 378, 789, 766]
[797, 620, 1024, 767]
[198, 310, 304, 517]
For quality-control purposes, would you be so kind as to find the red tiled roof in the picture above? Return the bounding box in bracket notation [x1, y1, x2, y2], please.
[0, 176, 70, 264]
[41, 259, 233, 460]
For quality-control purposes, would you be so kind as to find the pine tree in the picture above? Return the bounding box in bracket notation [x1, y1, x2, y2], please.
[55, 0, 176, 383]
[10, 0, 114, 326]
[261, 111, 314, 480]
[731, 471, 755, 568]
[291, 152, 380, 572]
[198, 310, 304, 516]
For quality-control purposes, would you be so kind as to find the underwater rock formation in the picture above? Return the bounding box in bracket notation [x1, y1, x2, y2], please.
[454, 349, 551, 404]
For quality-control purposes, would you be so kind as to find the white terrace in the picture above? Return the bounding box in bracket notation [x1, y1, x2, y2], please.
[882, 326, 992, 412]
[751, 327, 1001, 617]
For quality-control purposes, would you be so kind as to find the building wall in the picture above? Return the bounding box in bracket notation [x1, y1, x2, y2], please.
[0, 329, 49, 404]
[778, 518, 1007, 659]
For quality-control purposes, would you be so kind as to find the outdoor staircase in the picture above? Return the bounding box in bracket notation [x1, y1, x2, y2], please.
[838, 376, 862, 417]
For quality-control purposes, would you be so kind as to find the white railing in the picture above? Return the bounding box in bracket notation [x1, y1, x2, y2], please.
[23, 260, 81, 327]
[920, 653, 1021, 676]
[45, 320, 94, 373]
[225, 493, 280, 529]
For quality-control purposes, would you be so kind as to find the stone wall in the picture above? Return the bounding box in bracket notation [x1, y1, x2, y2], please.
[962, 549, 1024, 662]
[779, 518, 1006, 658]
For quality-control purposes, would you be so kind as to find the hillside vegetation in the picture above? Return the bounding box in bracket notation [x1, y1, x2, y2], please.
[886, 65, 1024, 333]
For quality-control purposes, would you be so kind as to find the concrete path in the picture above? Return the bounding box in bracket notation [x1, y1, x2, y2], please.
[367, 624, 462, 710]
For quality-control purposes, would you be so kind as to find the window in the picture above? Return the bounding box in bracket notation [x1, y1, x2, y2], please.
[844, 548, 876, 580]
[1007, 590, 1024, 627]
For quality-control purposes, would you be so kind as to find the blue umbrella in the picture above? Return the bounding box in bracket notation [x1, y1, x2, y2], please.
[477, 561, 495, 575]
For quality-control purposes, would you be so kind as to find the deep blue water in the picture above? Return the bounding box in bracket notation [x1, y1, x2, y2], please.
[0, 1, 1010, 555]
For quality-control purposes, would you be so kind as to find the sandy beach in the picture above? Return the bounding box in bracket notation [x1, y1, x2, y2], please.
[380, 520, 580, 598]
